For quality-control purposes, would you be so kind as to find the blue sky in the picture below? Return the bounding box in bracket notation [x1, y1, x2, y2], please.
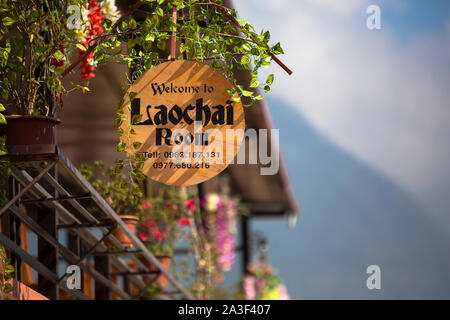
[380, 0, 450, 39]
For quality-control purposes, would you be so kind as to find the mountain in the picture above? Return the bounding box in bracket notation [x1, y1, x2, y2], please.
[249, 97, 450, 299]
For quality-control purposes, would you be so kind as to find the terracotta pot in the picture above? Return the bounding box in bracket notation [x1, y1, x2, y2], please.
[138, 254, 172, 287]
[103, 215, 139, 248]
[0, 115, 60, 146]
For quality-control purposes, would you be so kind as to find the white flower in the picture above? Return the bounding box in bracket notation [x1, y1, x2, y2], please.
[101, 0, 120, 24]
[206, 193, 220, 212]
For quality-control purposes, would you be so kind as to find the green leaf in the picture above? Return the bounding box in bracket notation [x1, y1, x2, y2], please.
[266, 74, 274, 86]
[241, 90, 254, 97]
[117, 142, 127, 152]
[4, 283, 13, 293]
[134, 152, 145, 162]
[249, 78, 259, 88]
[136, 161, 144, 170]
[271, 42, 284, 55]
[157, 39, 166, 51]
[225, 89, 235, 97]
[0, 103, 5, 112]
[2, 17, 15, 26]
[264, 85, 271, 93]
[4, 264, 15, 273]
[131, 114, 142, 125]
[133, 142, 142, 150]
[241, 55, 251, 65]
[212, 59, 222, 69]
[0, 113, 6, 124]
[145, 33, 155, 42]
[76, 43, 87, 51]
[135, 171, 146, 181]
[261, 54, 272, 67]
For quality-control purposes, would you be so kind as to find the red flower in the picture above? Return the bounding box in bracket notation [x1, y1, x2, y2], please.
[185, 200, 196, 211]
[147, 218, 155, 228]
[80, 0, 105, 80]
[152, 230, 162, 241]
[178, 218, 192, 227]
[138, 232, 147, 242]
[165, 201, 172, 208]
[51, 45, 65, 67]
[142, 201, 150, 209]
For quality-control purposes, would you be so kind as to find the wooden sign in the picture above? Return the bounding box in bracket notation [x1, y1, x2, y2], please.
[120, 60, 245, 186]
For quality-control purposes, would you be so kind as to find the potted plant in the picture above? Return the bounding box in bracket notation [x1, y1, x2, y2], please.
[243, 262, 290, 300]
[137, 187, 196, 287]
[80, 161, 144, 248]
[0, 0, 99, 151]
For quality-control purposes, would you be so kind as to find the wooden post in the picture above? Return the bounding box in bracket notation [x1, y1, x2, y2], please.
[37, 165, 59, 300]
[241, 215, 250, 275]
[94, 255, 111, 300]
[170, 6, 177, 60]
[9, 178, 22, 283]
[37, 206, 58, 299]
[68, 231, 85, 294]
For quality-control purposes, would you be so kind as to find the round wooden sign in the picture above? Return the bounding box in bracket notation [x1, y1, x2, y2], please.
[119, 60, 245, 186]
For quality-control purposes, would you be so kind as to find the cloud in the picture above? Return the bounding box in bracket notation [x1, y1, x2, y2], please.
[234, 0, 450, 198]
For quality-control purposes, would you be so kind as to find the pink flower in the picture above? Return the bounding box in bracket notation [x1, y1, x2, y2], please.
[152, 231, 162, 241]
[178, 218, 192, 227]
[138, 232, 147, 242]
[142, 201, 150, 209]
[185, 200, 196, 211]
[243, 276, 256, 300]
[278, 284, 291, 300]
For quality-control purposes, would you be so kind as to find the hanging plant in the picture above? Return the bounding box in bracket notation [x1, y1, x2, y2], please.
[70, 0, 291, 185]
[0, 0, 100, 116]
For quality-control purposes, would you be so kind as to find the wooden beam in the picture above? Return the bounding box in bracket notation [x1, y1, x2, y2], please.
[94, 255, 111, 300]
[241, 215, 250, 275]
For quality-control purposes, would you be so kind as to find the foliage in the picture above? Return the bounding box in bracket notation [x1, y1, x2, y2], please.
[0, 0, 91, 116]
[0, 103, 8, 205]
[104, 0, 286, 186]
[0, 248, 15, 300]
[138, 189, 196, 255]
[80, 161, 144, 216]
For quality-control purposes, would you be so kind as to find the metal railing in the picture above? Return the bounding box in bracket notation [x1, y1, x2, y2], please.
[0, 146, 194, 300]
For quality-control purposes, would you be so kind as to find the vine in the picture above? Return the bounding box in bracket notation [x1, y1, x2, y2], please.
[80, 0, 290, 185]
[0, 248, 15, 300]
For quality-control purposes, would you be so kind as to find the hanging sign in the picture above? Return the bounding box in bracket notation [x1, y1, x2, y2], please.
[120, 60, 245, 186]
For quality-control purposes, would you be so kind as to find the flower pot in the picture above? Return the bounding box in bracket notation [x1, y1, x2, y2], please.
[138, 254, 172, 287]
[102, 215, 139, 248]
[0, 115, 60, 155]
